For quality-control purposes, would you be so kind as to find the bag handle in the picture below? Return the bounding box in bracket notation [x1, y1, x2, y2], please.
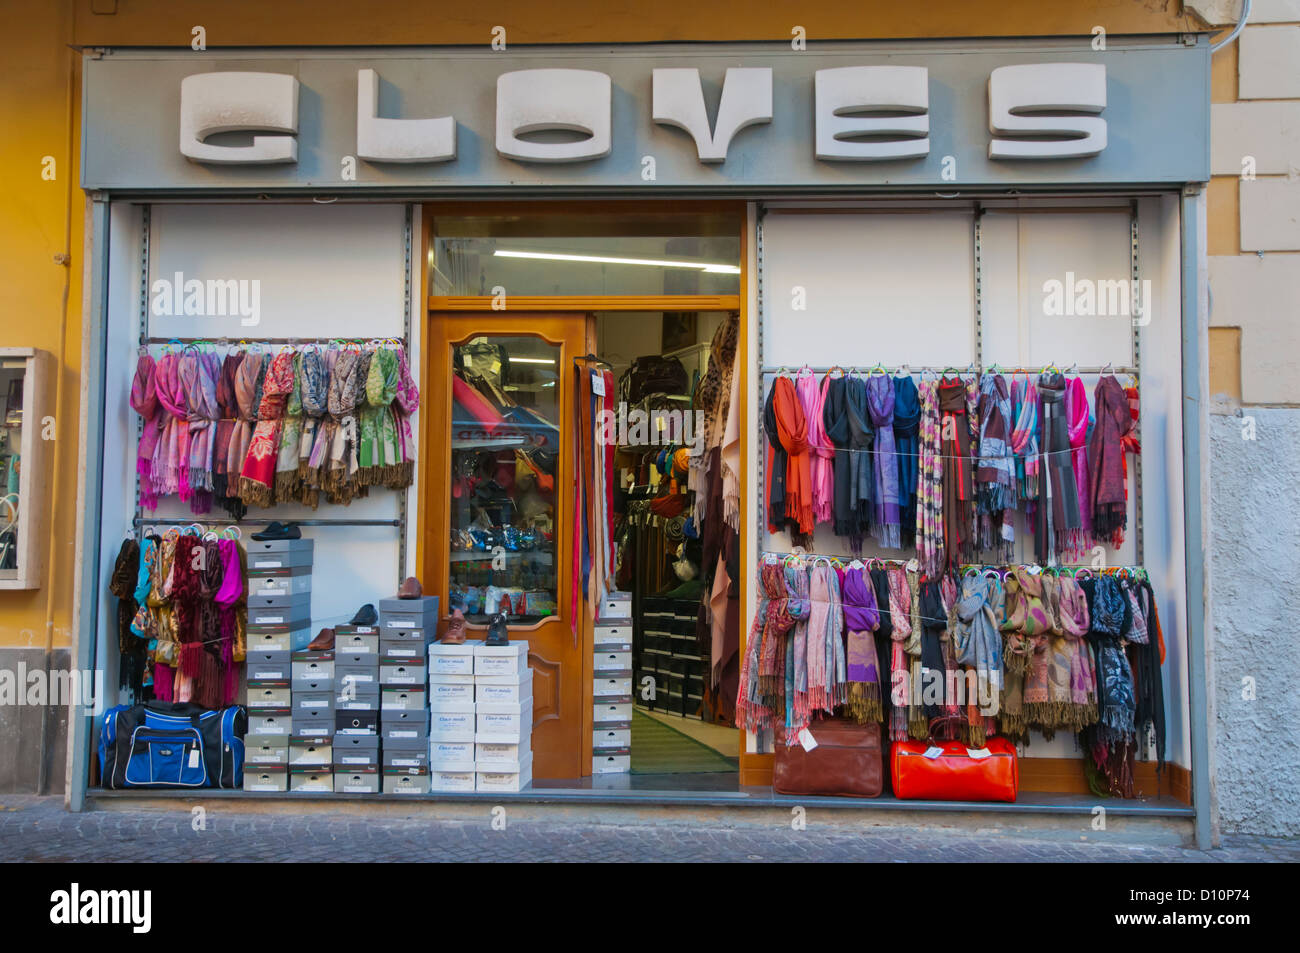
[927, 715, 965, 743]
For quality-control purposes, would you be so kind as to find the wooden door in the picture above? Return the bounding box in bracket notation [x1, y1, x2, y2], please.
[424, 313, 588, 780]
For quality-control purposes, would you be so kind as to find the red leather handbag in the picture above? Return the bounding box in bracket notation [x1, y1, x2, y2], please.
[891, 735, 1019, 802]
[774, 718, 883, 798]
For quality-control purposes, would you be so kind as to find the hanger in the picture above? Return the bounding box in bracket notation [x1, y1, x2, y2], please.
[896, 363, 911, 379]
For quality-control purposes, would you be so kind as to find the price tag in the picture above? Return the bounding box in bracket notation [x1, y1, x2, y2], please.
[967, 747, 992, 760]
[797, 728, 818, 752]
[591, 371, 605, 396]
[923, 746, 944, 759]
[188, 748, 200, 769]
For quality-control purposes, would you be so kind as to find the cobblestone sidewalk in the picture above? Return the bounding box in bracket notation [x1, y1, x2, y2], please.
[1, 796, 1294, 862]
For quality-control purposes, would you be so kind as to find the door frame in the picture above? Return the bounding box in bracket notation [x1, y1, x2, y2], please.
[418, 200, 750, 779]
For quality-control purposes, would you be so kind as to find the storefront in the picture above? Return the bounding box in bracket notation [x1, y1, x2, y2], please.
[70, 37, 1211, 833]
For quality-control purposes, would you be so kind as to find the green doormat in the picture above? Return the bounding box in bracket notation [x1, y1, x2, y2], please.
[630, 710, 739, 775]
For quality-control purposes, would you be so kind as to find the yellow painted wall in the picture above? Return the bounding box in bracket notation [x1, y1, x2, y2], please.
[0, 1, 81, 651]
[0, 0, 1208, 653]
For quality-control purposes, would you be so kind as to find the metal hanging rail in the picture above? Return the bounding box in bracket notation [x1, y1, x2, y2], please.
[759, 364, 1139, 376]
[132, 517, 401, 528]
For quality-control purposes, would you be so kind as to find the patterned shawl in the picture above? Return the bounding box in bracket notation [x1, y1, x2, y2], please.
[952, 573, 1002, 720]
[274, 351, 304, 502]
[1066, 375, 1093, 557]
[737, 559, 794, 738]
[806, 563, 844, 717]
[1010, 376, 1040, 501]
[841, 565, 882, 723]
[796, 370, 835, 526]
[359, 347, 403, 487]
[212, 351, 246, 519]
[938, 378, 978, 572]
[392, 344, 420, 484]
[1036, 372, 1082, 565]
[227, 349, 263, 499]
[151, 352, 187, 501]
[915, 379, 944, 576]
[238, 349, 295, 507]
[324, 348, 363, 504]
[183, 351, 221, 514]
[772, 377, 813, 536]
[1089, 375, 1133, 547]
[976, 373, 1015, 557]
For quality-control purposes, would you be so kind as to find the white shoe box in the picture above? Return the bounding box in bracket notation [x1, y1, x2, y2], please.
[475, 696, 533, 741]
[593, 701, 633, 726]
[593, 622, 632, 649]
[429, 699, 476, 741]
[430, 766, 476, 792]
[475, 735, 531, 765]
[592, 753, 631, 774]
[593, 727, 631, 749]
[593, 650, 633, 673]
[594, 676, 633, 698]
[474, 668, 533, 703]
[428, 639, 479, 676]
[476, 753, 533, 792]
[429, 739, 475, 765]
[428, 674, 475, 705]
[473, 640, 529, 677]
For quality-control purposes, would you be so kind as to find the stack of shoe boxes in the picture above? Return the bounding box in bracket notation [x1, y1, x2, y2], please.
[592, 592, 633, 775]
[289, 635, 334, 793]
[243, 537, 314, 792]
[428, 640, 477, 792]
[378, 593, 438, 794]
[474, 640, 533, 792]
[332, 622, 381, 793]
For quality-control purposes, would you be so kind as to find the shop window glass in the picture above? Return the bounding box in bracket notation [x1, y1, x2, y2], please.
[448, 335, 560, 624]
[430, 213, 741, 296]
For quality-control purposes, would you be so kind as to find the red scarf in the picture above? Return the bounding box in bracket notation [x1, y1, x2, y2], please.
[772, 377, 813, 535]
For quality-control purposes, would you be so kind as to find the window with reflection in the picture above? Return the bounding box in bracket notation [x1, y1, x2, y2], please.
[448, 335, 560, 624]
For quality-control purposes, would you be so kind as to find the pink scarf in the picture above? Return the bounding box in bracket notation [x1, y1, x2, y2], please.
[185, 351, 221, 513]
[796, 370, 834, 525]
[130, 354, 163, 510]
[151, 352, 186, 500]
[1066, 376, 1092, 555]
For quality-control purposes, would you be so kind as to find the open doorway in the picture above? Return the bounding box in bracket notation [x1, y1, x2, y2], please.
[595, 310, 742, 787]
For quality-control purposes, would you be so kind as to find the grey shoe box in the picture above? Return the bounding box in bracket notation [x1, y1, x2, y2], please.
[288, 766, 334, 793]
[383, 748, 429, 770]
[243, 764, 288, 792]
[336, 661, 380, 688]
[246, 708, 292, 737]
[247, 598, 311, 625]
[288, 737, 332, 767]
[293, 691, 334, 714]
[248, 683, 291, 708]
[246, 536, 314, 565]
[245, 736, 290, 765]
[334, 767, 380, 794]
[378, 594, 439, 614]
[382, 710, 430, 747]
[336, 631, 379, 655]
[290, 675, 334, 694]
[247, 652, 291, 682]
[246, 568, 312, 598]
[381, 686, 427, 711]
[291, 716, 333, 739]
[291, 650, 334, 682]
[379, 639, 426, 660]
[380, 626, 433, 644]
[379, 659, 427, 686]
[332, 732, 380, 768]
[334, 682, 380, 710]
[247, 586, 312, 610]
[383, 768, 431, 794]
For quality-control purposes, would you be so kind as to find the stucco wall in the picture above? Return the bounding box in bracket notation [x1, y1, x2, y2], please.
[1209, 409, 1300, 837]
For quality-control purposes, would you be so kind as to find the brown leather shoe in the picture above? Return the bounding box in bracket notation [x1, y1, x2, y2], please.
[441, 609, 466, 644]
[397, 576, 423, 600]
[307, 627, 335, 651]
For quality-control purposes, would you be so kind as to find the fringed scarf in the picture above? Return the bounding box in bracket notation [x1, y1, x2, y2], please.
[843, 376, 875, 549]
[806, 563, 845, 717]
[212, 352, 247, 520]
[917, 577, 948, 724]
[1065, 376, 1093, 558]
[938, 378, 977, 572]
[1089, 375, 1133, 547]
[324, 349, 363, 504]
[359, 347, 403, 487]
[151, 352, 186, 501]
[783, 563, 813, 737]
[951, 573, 1002, 724]
[866, 374, 901, 548]
[771, 377, 813, 537]
[975, 373, 1015, 559]
[110, 539, 147, 697]
[692, 314, 739, 498]
[892, 375, 921, 549]
[1010, 376, 1040, 503]
[1081, 574, 1137, 797]
[239, 349, 295, 507]
[893, 567, 924, 739]
[274, 352, 304, 503]
[720, 342, 742, 529]
[214, 538, 245, 703]
[797, 370, 835, 526]
[1132, 579, 1166, 770]
[915, 380, 944, 576]
[737, 559, 789, 737]
[1036, 372, 1082, 565]
[298, 346, 330, 508]
[227, 349, 263, 500]
[184, 351, 221, 514]
[821, 376, 855, 539]
[130, 354, 164, 511]
[391, 344, 420, 487]
[841, 565, 882, 722]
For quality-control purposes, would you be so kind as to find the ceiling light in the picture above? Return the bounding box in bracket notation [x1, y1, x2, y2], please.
[494, 249, 740, 275]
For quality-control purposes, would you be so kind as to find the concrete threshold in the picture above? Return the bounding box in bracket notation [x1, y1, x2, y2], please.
[87, 787, 1196, 846]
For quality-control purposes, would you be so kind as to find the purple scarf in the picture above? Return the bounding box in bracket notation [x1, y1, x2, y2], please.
[866, 375, 900, 547]
[841, 565, 882, 721]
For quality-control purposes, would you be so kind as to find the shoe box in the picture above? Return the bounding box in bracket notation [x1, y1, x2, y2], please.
[335, 624, 379, 655]
[476, 752, 532, 792]
[378, 594, 440, 634]
[245, 537, 314, 570]
[333, 767, 380, 794]
[473, 639, 528, 677]
[429, 737, 475, 792]
[475, 697, 533, 743]
[288, 737, 332, 767]
[428, 673, 474, 705]
[243, 764, 289, 792]
[247, 625, 312, 653]
[428, 639, 476, 675]
[332, 732, 380, 770]
[382, 767, 431, 795]
[592, 613, 633, 775]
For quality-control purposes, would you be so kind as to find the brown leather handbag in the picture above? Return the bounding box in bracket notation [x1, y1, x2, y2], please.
[773, 717, 883, 798]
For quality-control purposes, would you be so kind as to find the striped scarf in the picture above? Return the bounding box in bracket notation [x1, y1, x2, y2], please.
[915, 379, 944, 576]
[784, 563, 812, 736]
[1010, 376, 1040, 501]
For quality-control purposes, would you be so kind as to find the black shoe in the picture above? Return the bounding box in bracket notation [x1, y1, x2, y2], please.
[251, 521, 302, 541]
[348, 604, 377, 626]
[486, 612, 509, 646]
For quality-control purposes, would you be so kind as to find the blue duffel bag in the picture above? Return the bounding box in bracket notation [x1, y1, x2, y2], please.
[98, 702, 246, 789]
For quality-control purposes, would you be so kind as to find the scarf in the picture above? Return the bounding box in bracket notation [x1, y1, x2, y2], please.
[130, 354, 164, 511]
[806, 563, 844, 717]
[239, 349, 295, 507]
[151, 352, 186, 501]
[866, 374, 901, 548]
[227, 349, 263, 499]
[821, 376, 857, 539]
[797, 370, 835, 526]
[938, 378, 977, 572]
[772, 377, 813, 536]
[1089, 375, 1133, 547]
[975, 373, 1015, 557]
[951, 573, 1002, 721]
[737, 559, 794, 738]
[1036, 372, 1082, 565]
[274, 352, 305, 502]
[763, 383, 787, 533]
[183, 351, 221, 514]
[843, 376, 875, 549]
[917, 578, 949, 724]
[1010, 376, 1040, 501]
[361, 347, 405, 487]
[1132, 579, 1167, 770]
[784, 563, 813, 736]
[691, 314, 739, 499]
[392, 344, 420, 483]
[110, 539, 146, 696]
[892, 375, 921, 549]
[888, 567, 918, 740]
[300, 346, 333, 507]
[1065, 376, 1093, 556]
[915, 379, 944, 575]
[1081, 574, 1138, 797]
[720, 342, 742, 529]
[324, 348, 363, 504]
[841, 565, 882, 722]
[211, 352, 247, 519]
